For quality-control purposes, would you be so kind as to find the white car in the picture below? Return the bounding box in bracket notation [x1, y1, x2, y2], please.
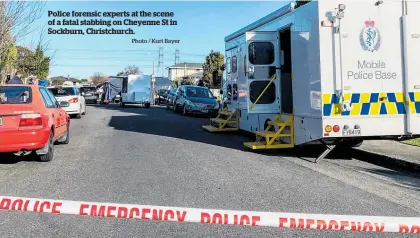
[47, 86, 86, 118]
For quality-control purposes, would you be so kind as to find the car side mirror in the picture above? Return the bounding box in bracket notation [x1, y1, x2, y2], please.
[81, 92, 85, 96]
[59, 101, 69, 107]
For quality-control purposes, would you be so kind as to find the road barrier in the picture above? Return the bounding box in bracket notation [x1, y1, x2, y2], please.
[0, 195, 419, 234]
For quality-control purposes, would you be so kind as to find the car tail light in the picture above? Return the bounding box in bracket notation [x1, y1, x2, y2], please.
[68, 98, 78, 103]
[325, 125, 332, 133]
[19, 113, 42, 127]
[333, 125, 340, 132]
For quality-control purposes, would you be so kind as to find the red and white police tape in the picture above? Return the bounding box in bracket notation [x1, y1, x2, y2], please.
[0, 195, 419, 234]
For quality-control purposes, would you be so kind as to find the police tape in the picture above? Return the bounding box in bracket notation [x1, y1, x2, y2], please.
[0, 195, 419, 234]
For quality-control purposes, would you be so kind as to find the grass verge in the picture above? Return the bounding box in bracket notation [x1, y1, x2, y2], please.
[402, 138, 420, 147]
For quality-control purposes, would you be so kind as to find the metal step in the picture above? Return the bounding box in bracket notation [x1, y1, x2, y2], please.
[243, 141, 294, 150]
[218, 110, 235, 116]
[255, 131, 291, 138]
[202, 125, 239, 132]
[210, 118, 237, 124]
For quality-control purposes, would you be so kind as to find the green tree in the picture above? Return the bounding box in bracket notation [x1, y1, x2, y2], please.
[116, 71, 124, 76]
[32, 44, 50, 79]
[202, 50, 224, 88]
[0, 43, 17, 83]
[16, 46, 34, 78]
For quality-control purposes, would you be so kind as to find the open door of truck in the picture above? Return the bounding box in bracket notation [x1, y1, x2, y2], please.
[245, 31, 280, 114]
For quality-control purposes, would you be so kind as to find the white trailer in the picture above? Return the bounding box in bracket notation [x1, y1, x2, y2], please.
[107, 74, 152, 108]
[207, 0, 420, 161]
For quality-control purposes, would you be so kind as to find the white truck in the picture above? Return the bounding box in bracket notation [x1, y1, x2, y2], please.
[214, 0, 420, 161]
[107, 74, 152, 108]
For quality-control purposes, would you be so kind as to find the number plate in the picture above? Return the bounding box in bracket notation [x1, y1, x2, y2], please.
[0, 117, 2, 126]
[342, 129, 361, 136]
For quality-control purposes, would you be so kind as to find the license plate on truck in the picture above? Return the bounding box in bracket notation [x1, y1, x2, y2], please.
[343, 129, 361, 136]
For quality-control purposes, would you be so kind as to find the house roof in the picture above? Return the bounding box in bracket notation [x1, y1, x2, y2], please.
[168, 63, 203, 69]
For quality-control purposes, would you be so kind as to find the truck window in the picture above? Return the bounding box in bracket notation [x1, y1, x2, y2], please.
[248, 42, 274, 65]
[233, 84, 238, 101]
[226, 57, 231, 73]
[232, 56, 237, 73]
[249, 81, 275, 104]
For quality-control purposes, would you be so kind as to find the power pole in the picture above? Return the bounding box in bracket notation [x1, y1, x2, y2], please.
[157, 46, 164, 77]
[175, 49, 180, 64]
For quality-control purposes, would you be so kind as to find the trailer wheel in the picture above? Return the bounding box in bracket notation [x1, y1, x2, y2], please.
[120, 100, 125, 108]
[145, 103, 150, 108]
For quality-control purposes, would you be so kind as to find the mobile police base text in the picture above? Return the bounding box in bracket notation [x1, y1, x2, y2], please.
[347, 60, 397, 80]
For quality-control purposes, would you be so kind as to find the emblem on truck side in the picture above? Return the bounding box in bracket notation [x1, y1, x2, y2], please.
[359, 20, 381, 52]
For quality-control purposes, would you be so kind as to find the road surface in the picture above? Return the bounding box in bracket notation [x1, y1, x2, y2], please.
[1, 104, 419, 237]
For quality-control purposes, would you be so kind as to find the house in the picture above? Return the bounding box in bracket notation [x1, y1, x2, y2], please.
[167, 63, 204, 81]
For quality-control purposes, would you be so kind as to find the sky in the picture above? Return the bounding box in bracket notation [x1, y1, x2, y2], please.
[18, 1, 289, 79]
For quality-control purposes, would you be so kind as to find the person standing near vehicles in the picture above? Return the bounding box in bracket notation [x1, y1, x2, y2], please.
[7, 71, 23, 84]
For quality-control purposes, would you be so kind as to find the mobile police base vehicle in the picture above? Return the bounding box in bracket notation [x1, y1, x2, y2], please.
[106, 74, 152, 108]
[203, 0, 420, 162]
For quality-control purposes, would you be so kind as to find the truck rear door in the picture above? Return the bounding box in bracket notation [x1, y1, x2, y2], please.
[401, 0, 420, 135]
[245, 31, 280, 114]
[330, 0, 420, 136]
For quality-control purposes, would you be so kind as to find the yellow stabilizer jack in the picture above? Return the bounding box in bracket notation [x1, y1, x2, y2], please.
[244, 114, 294, 150]
[202, 108, 239, 132]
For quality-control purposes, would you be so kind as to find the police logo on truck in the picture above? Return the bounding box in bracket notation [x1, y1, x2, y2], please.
[360, 20, 381, 52]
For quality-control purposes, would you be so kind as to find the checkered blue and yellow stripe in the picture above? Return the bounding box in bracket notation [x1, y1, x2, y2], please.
[322, 92, 420, 116]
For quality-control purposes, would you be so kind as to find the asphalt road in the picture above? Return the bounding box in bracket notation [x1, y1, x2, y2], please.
[1, 104, 420, 237]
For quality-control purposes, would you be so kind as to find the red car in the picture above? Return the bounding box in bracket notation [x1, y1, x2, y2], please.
[0, 84, 70, 162]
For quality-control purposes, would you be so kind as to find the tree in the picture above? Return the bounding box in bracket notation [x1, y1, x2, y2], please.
[15, 46, 34, 78]
[32, 44, 50, 79]
[116, 71, 124, 76]
[14, 44, 50, 79]
[0, 1, 46, 58]
[0, 43, 17, 83]
[124, 65, 142, 75]
[91, 72, 108, 85]
[202, 50, 224, 88]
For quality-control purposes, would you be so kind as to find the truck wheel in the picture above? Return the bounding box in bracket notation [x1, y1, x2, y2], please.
[38, 132, 54, 162]
[145, 103, 151, 108]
